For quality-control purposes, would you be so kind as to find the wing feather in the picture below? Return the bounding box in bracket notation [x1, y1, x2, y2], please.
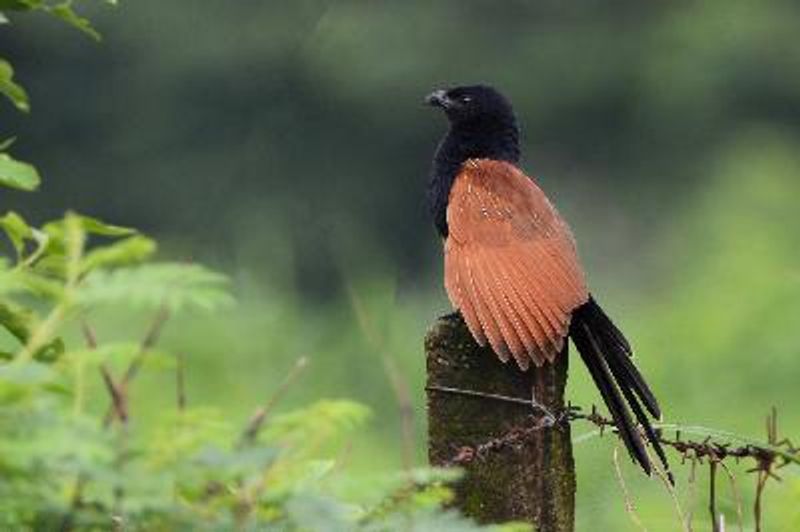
[462, 250, 511, 362]
[443, 159, 588, 369]
[474, 247, 530, 369]
[503, 253, 564, 341]
[444, 242, 486, 346]
[469, 250, 517, 363]
[484, 251, 548, 365]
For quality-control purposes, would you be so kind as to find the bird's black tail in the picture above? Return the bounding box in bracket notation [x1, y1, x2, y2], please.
[570, 296, 670, 479]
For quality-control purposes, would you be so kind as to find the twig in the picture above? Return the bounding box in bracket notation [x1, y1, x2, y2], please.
[685, 456, 698, 527]
[110, 422, 129, 531]
[347, 286, 416, 471]
[176, 351, 186, 413]
[612, 445, 648, 532]
[82, 321, 124, 421]
[718, 461, 744, 532]
[754, 469, 768, 532]
[648, 441, 690, 532]
[710, 461, 719, 532]
[753, 408, 780, 532]
[103, 304, 170, 425]
[100, 365, 128, 423]
[81, 320, 98, 349]
[120, 303, 170, 385]
[383, 353, 415, 472]
[239, 356, 309, 446]
[60, 320, 110, 532]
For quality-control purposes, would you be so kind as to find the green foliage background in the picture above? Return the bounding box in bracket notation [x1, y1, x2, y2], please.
[1, 1, 799, 530]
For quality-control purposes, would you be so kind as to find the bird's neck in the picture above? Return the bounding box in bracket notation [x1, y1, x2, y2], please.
[428, 118, 520, 237]
[443, 118, 521, 164]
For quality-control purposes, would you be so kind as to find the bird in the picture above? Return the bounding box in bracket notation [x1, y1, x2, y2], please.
[425, 84, 668, 477]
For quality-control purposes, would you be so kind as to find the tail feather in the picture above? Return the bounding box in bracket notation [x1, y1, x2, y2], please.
[582, 300, 633, 355]
[584, 301, 661, 418]
[601, 340, 671, 478]
[571, 296, 670, 479]
[572, 321, 652, 474]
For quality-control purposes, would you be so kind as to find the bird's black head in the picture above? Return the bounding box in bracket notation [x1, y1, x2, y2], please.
[425, 84, 516, 130]
[426, 84, 520, 165]
[425, 84, 521, 236]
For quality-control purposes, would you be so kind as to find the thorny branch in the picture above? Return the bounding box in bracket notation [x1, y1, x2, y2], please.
[62, 311, 170, 531]
[103, 303, 170, 426]
[239, 355, 309, 446]
[428, 387, 798, 531]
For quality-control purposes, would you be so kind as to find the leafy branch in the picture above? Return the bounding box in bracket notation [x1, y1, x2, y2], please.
[0, 0, 116, 191]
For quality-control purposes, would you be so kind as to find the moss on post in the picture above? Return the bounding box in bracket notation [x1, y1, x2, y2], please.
[426, 314, 576, 531]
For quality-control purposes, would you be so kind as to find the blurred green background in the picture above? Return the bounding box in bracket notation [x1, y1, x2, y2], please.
[2, 1, 800, 529]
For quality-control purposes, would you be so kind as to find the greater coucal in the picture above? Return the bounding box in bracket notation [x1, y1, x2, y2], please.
[425, 84, 668, 476]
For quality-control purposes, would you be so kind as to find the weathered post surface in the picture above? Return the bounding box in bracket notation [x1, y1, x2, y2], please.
[426, 314, 575, 531]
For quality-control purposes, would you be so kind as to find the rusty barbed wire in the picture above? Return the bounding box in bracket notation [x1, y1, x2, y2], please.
[443, 401, 797, 469]
[437, 395, 798, 532]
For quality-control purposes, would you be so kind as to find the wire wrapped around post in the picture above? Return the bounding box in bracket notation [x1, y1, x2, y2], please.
[425, 314, 576, 531]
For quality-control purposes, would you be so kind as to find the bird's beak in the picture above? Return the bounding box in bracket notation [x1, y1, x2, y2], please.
[425, 89, 450, 109]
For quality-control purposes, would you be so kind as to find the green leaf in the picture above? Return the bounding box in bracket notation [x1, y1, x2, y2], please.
[49, 4, 100, 41]
[78, 215, 136, 236]
[36, 214, 136, 276]
[0, 1, 108, 40]
[2, 267, 65, 299]
[44, 213, 135, 238]
[405, 467, 463, 486]
[192, 445, 278, 475]
[0, 1, 40, 10]
[35, 337, 64, 362]
[0, 360, 54, 385]
[286, 493, 359, 532]
[0, 264, 30, 294]
[64, 342, 173, 371]
[0, 299, 37, 343]
[0, 58, 29, 111]
[0, 152, 40, 191]
[78, 263, 234, 312]
[264, 399, 371, 447]
[0, 137, 16, 150]
[0, 211, 32, 258]
[364, 509, 491, 532]
[81, 235, 156, 272]
[0, 211, 47, 267]
[0, 300, 64, 361]
[149, 407, 233, 468]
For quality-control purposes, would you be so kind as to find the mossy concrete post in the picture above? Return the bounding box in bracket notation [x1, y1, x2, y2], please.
[425, 315, 575, 531]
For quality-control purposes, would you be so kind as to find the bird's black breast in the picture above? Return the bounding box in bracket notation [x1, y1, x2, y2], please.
[427, 126, 520, 238]
[427, 137, 463, 238]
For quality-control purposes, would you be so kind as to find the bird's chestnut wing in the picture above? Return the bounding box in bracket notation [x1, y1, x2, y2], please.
[444, 159, 589, 369]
